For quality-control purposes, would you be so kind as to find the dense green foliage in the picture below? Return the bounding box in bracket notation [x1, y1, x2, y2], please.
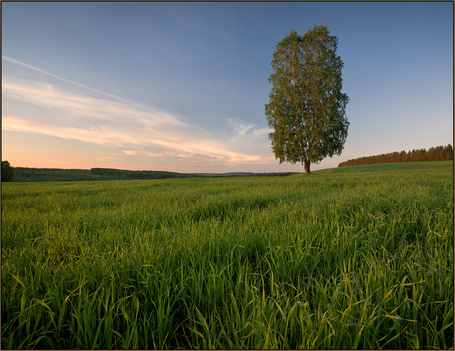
[266, 25, 349, 174]
[2, 161, 14, 182]
[339, 144, 453, 167]
[2, 163, 453, 349]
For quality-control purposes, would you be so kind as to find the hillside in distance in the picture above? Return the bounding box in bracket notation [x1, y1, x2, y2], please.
[8, 167, 298, 182]
[4, 145, 453, 182]
[317, 160, 453, 174]
[6, 161, 454, 183]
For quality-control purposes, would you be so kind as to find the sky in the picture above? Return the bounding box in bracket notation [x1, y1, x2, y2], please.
[2, 2, 453, 173]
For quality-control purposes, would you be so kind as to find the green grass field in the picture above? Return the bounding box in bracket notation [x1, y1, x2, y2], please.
[2, 161, 453, 349]
[321, 160, 454, 174]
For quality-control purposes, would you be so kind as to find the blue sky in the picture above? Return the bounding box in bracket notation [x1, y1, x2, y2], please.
[2, 2, 453, 173]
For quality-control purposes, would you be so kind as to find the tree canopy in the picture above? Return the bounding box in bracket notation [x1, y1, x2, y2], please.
[2, 161, 14, 182]
[265, 25, 349, 174]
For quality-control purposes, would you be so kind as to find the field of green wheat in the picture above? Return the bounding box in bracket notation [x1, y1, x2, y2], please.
[1, 162, 453, 349]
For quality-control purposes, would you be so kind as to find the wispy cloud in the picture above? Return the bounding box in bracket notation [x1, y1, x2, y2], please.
[2, 55, 152, 111]
[227, 118, 257, 136]
[2, 56, 275, 166]
[227, 118, 272, 138]
[122, 150, 165, 157]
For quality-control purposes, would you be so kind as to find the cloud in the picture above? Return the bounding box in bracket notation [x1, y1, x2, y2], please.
[227, 118, 257, 136]
[2, 55, 153, 112]
[122, 150, 141, 156]
[251, 127, 273, 137]
[2, 56, 277, 167]
[122, 150, 165, 157]
[226, 118, 273, 139]
[2, 77, 185, 128]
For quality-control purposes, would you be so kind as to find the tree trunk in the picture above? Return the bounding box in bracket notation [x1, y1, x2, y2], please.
[304, 159, 311, 175]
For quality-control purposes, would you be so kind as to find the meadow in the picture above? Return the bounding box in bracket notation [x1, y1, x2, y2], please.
[1, 161, 453, 349]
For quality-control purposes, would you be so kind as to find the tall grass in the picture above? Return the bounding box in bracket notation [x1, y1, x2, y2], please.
[2, 165, 453, 349]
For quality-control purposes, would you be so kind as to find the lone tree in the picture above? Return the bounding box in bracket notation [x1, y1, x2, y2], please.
[265, 25, 349, 174]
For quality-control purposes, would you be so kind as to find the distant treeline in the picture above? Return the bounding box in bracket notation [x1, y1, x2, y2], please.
[90, 168, 190, 180]
[338, 144, 453, 167]
[5, 166, 298, 182]
[9, 167, 191, 182]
